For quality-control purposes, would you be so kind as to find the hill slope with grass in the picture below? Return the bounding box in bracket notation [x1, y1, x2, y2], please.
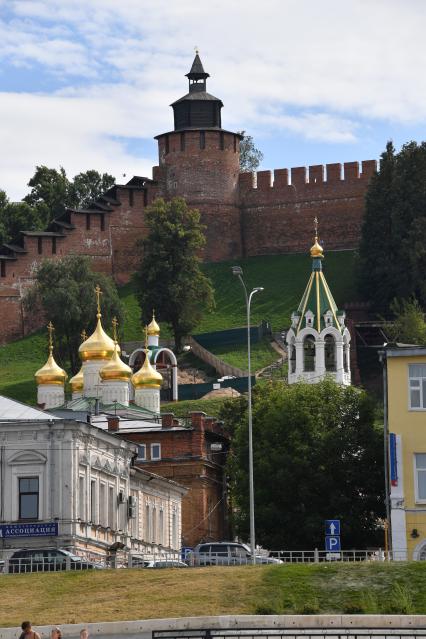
[0, 251, 356, 405]
[0, 562, 425, 627]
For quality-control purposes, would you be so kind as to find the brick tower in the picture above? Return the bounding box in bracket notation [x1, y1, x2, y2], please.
[154, 52, 243, 261]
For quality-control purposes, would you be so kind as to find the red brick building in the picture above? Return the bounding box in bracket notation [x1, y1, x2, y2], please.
[112, 410, 230, 548]
[0, 53, 375, 344]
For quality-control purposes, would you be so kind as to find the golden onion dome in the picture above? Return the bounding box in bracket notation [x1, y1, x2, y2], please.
[310, 236, 324, 259]
[35, 352, 67, 386]
[78, 315, 118, 362]
[147, 311, 160, 336]
[100, 344, 132, 383]
[69, 366, 84, 393]
[131, 350, 163, 389]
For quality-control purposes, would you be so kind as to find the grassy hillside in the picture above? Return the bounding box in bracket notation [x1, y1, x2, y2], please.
[121, 250, 357, 340]
[1, 562, 426, 626]
[0, 251, 356, 405]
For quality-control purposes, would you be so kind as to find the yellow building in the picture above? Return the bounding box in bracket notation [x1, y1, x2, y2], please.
[385, 346, 426, 560]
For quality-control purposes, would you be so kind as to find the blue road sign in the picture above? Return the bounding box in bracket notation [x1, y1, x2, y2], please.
[325, 535, 341, 551]
[325, 519, 340, 536]
[0, 522, 58, 539]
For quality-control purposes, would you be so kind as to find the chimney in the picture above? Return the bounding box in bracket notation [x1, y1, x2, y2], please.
[107, 416, 120, 432]
[161, 413, 174, 429]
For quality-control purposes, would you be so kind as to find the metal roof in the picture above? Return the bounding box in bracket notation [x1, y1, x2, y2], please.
[0, 395, 60, 421]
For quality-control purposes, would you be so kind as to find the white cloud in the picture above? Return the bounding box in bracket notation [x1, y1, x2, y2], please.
[1, 0, 426, 197]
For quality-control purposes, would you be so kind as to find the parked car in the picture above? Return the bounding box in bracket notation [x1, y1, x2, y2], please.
[145, 560, 189, 569]
[187, 542, 282, 566]
[7, 548, 104, 573]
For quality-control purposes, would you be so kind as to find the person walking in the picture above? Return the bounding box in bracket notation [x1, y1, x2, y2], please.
[20, 622, 41, 639]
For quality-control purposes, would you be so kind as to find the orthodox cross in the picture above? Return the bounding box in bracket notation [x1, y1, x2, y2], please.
[314, 216, 319, 237]
[94, 284, 102, 315]
[144, 325, 149, 351]
[112, 316, 118, 342]
[47, 321, 54, 354]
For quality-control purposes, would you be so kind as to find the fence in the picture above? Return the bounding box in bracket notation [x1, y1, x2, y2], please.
[153, 630, 426, 639]
[0, 547, 414, 574]
[176, 376, 256, 401]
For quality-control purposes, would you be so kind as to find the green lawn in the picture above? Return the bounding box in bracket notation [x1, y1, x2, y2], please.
[1, 562, 426, 626]
[161, 397, 229, 418]
[209, 338, 279, 372]
[0, 251, 356, 406]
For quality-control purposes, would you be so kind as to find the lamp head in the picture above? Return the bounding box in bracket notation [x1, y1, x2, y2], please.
[232, 266, 243, 276]
[253, 287, 264, 293]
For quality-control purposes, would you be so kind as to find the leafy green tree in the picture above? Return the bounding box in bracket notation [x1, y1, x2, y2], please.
[224, 379, 384, 550]
[238, 131, 264, 172]
[24, 166, 70, 226]
[359, 140, 426, 311]
[68, 170, 115, 209]
[25, 255, 123, 372]
[0, 201, 43, 244]
[386, 298, 426, 345]
[135, 197, 214, 350]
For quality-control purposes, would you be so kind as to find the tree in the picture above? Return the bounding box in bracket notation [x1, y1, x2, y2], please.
[25, 255, 123, 372]
[0, 200, 43, 244]
[224, 379, 384, 550]
[386, 298, 426, 345]
[135, 197, 214, 350]
[23, 166, 116, 227]
[24, 166, 70, 226]
[238, 131, 264, 172]
[358, 140, 426, 311]
[68, 170, 116, 209]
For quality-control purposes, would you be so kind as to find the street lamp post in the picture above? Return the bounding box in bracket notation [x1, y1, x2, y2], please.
[232, 265, 264, 565]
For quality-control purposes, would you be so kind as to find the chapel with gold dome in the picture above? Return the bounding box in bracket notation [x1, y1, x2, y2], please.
[286, 218, 351, 386]
[34, 286, 171, 411]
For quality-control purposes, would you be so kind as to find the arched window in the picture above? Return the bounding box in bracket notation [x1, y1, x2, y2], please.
[325, 335, 336, 372]
[419, 544, 426, 561]
[289, 338, 296, 373]
[303, 335, 316, 372]
[344, 339, 350, 373]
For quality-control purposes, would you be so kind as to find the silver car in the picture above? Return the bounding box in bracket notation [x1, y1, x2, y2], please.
[188, 542, 282, 566]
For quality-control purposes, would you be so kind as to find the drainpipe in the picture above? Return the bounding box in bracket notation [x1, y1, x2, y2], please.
[379, 348, 392, 555]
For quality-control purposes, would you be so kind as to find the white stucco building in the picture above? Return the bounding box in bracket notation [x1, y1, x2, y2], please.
[0, 396, 185, 562]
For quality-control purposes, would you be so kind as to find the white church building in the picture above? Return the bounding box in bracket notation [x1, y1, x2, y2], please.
[286, 225, 351, 386]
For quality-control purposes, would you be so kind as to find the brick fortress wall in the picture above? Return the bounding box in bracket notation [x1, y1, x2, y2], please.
[0, 144, 375, 344]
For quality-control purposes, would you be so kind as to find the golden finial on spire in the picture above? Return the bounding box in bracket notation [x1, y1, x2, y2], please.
[112, 316, 118, 343]
[310, 216, 324, 258]
[94, 284, 102, 317]
[47, 321, 54, 353]
[195, 45, 199, 55]
[147, 310, 160, 336]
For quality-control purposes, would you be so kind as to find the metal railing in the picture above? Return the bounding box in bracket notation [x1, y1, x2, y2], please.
[153, 630, 426, 639]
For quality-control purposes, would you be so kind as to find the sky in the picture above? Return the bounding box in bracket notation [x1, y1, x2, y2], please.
[1, 0, 426, 200]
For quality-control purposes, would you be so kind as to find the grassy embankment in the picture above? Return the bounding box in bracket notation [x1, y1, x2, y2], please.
[1, 562, 426, 627]
[0, 251, 356, 405]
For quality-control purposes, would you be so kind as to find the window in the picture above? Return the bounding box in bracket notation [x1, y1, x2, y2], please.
[99, 482, 106, 526]
[0, 260, 5, 278]
[219, 131, 225, 150]
[324, 335, 336, 372]
[152, 506, 157, 542]
[289, 338, 296, 374]
[409, 364, 426, 409]
[86, 214, 91, 231]
[303, 335, 316, 372]
[159, 509, 164, 545]
[79, 475, 85, 520]
[165, 135, 169, 154]
[199, 131, 205, 150]
[172, 509, 178, 548]
[52, 237, 56, 254]
[90, 480, 97, 523]
[19, 477, 39, 520]
[180, 132, 185, 151]
[151, 443, 161, 460]
[129, 190, 134, 206]
[137, 444, 146, 461]
[108, 485, 115, 529]
[415, 453, 426, 501]
[37, 237, 43, 255]
[143, 189, 148, 207]
[100, 214, 105, 230]
[145, 504, 150, 540]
